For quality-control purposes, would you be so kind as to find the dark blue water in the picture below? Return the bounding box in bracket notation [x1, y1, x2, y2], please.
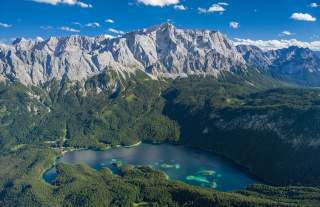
[43, 144, 259, 191]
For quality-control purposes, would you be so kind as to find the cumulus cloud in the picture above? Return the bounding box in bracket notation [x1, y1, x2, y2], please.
[0, 22, 12, 28]
[174, 4, 187, 10]
[103, 34, 116, 39]
[105, 19, 115, 24]
[229, 21, 240, 29]
[233, 38, 320, 51]
[290, 13, 316, 22]
[208, 4, 225, 12]
[35, 36, 44, 42]
[108, 28, 125, 35]
[198, 3, 227, 14]
[31, 0, 92, 8]
[309, 2, 320, 8]
[137, 0, 179, 7]
[59, 26, 80, 33]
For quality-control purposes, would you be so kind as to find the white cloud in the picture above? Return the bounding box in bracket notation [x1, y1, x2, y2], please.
[309, 3, 320, 8]
[290, 13, 316, 22]
[108, 28, 125, 35]
[105, 19, 115, 24]
[72, 22, 100, 28]
[208, 4, 225, 12]
[137, 0, 179, 7]
[85, 22, 100, 28]
[229, 21, 240, 29]
[233, 38, 320, 51]
[174, 4, 187, 10]
[77, 1, 92, 8]
[103, 34, 115, 39]
[59, 26, 80, 33]
[280, 31, 294, 36]
[31, 0, 60, 5]
[217, 2, 229, 6]
[72, 22, 82, 26]
[35, 36, 44, 42]
[31, 0, 92, 8]
[198, 3, 227, 14]
[0, 22, 12, 28]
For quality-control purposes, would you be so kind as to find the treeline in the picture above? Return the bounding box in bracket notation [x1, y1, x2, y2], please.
[1, 147, 319, 207]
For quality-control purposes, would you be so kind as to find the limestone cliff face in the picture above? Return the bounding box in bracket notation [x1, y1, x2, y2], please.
[0, 23, 246, 86]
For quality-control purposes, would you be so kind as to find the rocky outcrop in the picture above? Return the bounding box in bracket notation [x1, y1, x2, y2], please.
[237, 45, 320, 86]
[0, 23, 246, 86]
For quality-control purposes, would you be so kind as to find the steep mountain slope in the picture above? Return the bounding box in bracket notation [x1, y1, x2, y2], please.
[1, 23, 318, 88]
[236, 45, 271, 69]
[237, 45, 320, 86]
[269, 47, 320, 86]
[0, 23, 245, 86]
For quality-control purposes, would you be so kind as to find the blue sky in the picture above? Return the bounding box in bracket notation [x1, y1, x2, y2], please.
[0, 0, 320, 49]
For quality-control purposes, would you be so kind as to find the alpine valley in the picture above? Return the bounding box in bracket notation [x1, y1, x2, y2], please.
[1, 23, 320, 207]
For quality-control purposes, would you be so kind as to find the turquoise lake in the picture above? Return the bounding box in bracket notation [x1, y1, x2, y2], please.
[43, 144, 259, 191]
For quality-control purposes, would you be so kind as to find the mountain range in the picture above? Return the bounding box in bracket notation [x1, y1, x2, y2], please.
[237, 45, 320, 86]
[1, 22, 319, 86]
[2, 23, 320, 206]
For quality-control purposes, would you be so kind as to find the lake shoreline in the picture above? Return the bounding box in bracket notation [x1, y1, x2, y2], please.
[43, 142, 260, 191]
[41, 140, 144, 183]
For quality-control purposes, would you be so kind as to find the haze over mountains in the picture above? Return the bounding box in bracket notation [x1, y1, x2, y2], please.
[0, 23, 319, 86]
[237, 45, 320, 86]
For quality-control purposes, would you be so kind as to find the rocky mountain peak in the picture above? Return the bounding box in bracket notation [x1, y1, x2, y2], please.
[0, 23, 246, 85]
[238, 44, 320, 86]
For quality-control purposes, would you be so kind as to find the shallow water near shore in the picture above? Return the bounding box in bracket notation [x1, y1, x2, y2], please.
[43, 143, 259, 191]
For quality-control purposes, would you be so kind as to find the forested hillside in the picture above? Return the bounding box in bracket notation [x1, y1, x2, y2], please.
[1, 70, 320, 206]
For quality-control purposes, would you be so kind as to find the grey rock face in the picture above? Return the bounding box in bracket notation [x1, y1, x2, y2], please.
[236, 45, 272, 69]
[270, 46, 320, 73]
[237, 45, 320, 86]
[0, 23, 246, 86]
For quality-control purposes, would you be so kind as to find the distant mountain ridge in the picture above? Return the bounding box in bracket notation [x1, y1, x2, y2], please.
[237, 45, 320, 86]
[0, 22, 319, 86]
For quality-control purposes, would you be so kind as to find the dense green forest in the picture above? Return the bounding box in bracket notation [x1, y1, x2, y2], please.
[1, 69, 320, 206]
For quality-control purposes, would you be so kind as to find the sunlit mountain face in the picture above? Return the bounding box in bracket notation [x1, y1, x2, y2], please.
[1, 1, 320, 207]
